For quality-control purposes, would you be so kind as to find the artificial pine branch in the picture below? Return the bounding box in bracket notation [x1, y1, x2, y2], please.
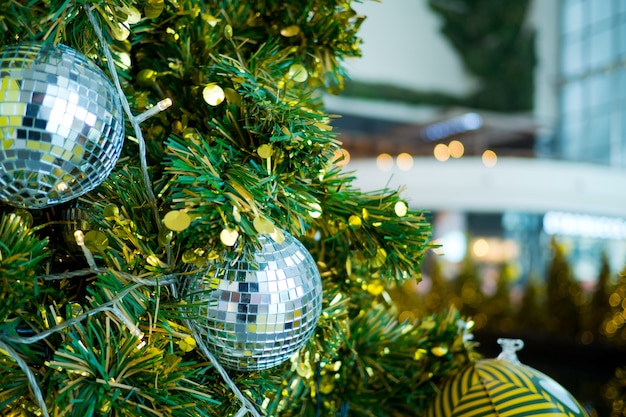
[0, 213, 51, 323]
[0, 1, 477, 416]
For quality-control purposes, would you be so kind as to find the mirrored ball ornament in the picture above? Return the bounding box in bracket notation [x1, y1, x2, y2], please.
[0, 42, 125, 209]
[182, 232, 323, 371]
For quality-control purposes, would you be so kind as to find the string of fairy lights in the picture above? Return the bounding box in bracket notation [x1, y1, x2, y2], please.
[0, 6, 262, 417]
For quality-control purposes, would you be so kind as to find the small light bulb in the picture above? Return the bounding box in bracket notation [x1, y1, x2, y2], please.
[74, 230, 85, 246]
[158, 98, 173, 110]
[56, 182, 69, 192]
[135, 98, 174, 123]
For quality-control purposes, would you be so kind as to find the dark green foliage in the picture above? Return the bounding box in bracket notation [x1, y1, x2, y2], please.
[482, 263, 515, 334]
[340, 0, 537, 112]
[0, 213, 50, 323]
[47, 316, 220, 416]
[545, 237, 584, 338]
[0, 1, 472, 416]
[449, 251, 484, 321]
[265, 305, 475, 417]
[514, 275, 547, 334]
[428, 0, 536, 111]
[588, 252, 613, 341]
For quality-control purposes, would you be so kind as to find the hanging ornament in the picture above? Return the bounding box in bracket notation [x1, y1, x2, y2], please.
[181, 231, 323, 371]
[0, 42, 125, 209]
[427, 338, 589, 417]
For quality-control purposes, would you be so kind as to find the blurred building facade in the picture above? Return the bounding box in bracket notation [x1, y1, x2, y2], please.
[327, 0, 626, 287]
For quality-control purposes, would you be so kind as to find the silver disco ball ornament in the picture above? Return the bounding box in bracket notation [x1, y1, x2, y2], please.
[182, 232, 323, 371]
[0, 42, 125, 209]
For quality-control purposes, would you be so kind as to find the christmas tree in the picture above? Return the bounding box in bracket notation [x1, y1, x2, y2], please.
[545, 238, 584, 339]
[481, 262, 515, 334]
[514, 275, 547, 336]
[587, 252, 613, 343]
[448, 249, 484, 328]
[601, 267, 626, 346]
[0, 1, 476, 416]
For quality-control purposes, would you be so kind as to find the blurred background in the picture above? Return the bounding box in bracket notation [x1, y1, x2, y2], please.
[326, 0, 626, 414]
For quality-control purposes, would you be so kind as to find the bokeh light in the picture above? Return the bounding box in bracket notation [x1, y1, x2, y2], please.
[396, 152, 414, 171]
[398, 310, 416, 323]
[449, 140, 465, 158]
[333, 148, 351, 167]
[434, 143, 450, 161]
[482, 149, 497, 167]
[439, 230, 466, 262]
[472, 238, 489, 258]
[376, 153, 394, 171]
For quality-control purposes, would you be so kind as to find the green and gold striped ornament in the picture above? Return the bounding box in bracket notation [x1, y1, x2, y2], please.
[428, 339, 589, 417]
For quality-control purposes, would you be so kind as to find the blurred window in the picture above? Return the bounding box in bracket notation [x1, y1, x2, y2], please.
[558, 0, 625, 167]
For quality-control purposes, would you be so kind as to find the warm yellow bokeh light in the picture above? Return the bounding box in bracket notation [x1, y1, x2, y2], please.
[399, 310, 416, 323]
[449, 140, 464, 158]
[396, 152, 414, 171]
[609, 293, 621, 307]
[472, 238, 489, 257]
[433, 143, 450, 161]
[430, 238, 445, 255]
[333, 148, 350, 167]
[482, 149, 497, 167]
[376, 153, 394, 171]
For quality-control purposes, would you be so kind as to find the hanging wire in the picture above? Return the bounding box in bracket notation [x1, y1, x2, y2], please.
[2, 281, 154, 345]
[0, 6, 262, 417]
[0, 282, 148, 417]
[0, 5, 188, 417]
[0, 273, 173, 416]
[84, 5, 173, 265]
[169, 279, 263, 417]
[193, 334, 263, 417]
[0, 340, 50, 417]
[85, 7, 261, 416]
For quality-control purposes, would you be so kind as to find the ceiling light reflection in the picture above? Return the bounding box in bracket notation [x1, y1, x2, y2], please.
[333, 148, 350, 167]
[376, 153, 394, 171]
[434, 143, 450, 162]
[396, 152, 413, 171]
[449, 140, 464, 158]
[482, 150, 497, 167]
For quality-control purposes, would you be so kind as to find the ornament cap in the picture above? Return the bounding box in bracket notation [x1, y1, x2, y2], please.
[496, 337, 524, 364]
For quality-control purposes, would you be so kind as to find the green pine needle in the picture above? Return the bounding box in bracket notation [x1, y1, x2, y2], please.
[0, 213, 50, 323]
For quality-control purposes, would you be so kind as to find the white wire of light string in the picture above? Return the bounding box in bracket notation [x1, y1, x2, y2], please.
[0, 273, 174, 417]
[84, 7, 262, 417]
[168, 283, 263, 417]
[0, 8, 260, 417]
[0, 7, 177, 416]
[84, 5, 173, 266]
[0, 7, 174, 416]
